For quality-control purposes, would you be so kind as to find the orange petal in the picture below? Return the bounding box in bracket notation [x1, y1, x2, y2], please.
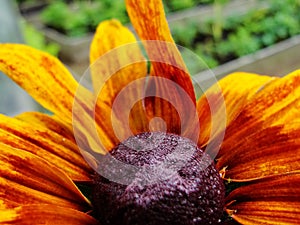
[216, 123, 300, 181]
[220, 70, 300, 157]
[126, 0, 194, 95]
[197, 72, 276, 148]
[0, 44, 91, 123]
[90, 20, 147, 102]
[225, 173, 300, 224]
[17, 111, 108, 158]
[0, 204, 98, 225]
[0, 114, 92, 181]
[0, 143, 90, 211]
[0, 43, 111, 159]
[126, 0, 196, 135]
[16, 112, 74, 141]
[90, 19, 146, 69]
[89, 20, 149, 142]
[144, 76, 199, 141]
[126, 0, 174, 43]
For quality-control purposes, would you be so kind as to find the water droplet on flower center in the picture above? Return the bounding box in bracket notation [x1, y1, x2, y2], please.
[92, 132, 225, 225]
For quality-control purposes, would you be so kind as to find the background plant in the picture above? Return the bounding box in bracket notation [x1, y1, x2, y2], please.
[40, 0, 128, 37]
[21, 20, 60, 56]
[172, 0, 300, 73]
[39, 0, 214, 37]
[19, 0, 300, 72]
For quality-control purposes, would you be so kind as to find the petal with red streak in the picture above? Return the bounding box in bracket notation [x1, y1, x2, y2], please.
[126, 0, 196, 135]
[197, 72, 276, 147]
[0, 44, 90, 123]
[225, 173, 300, 224]
[221, 70, 300, 156]
[0, 114, 92, 181]
[0, 204, 98, 225]
[0, 143, 90, 211]
[89, 20, 149, 142]
[216, 123, 300, 181]
[0, 44, 110, 155]
[16, 112, 74, 141]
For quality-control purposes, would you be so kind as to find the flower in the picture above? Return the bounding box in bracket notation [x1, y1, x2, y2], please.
[0, 0, 300, 224]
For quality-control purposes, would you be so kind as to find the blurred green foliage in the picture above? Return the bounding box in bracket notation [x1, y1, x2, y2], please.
[172, 0, 300, 70]
[38, 0, 214, 37]
[40, 0, 128, 37]
[21, 20, 60, 56]
[164, 0, 213, 12]
[18, 0, 300, 71]
[16, 0, 39, 3]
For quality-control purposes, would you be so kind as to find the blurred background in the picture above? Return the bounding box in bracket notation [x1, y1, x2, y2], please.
[1, 0, 300, 115]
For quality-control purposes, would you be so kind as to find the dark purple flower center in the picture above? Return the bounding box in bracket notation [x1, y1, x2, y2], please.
[92, 132, 225, 225]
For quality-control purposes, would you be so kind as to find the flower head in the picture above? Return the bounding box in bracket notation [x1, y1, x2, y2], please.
[0, 0, 300, 224]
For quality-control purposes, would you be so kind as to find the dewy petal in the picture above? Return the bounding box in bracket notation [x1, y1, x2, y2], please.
[0, 143, 90, 211]
[0, 204, 98, 225]
[225, 173, 300, 224]
[126, 0, 197, 135]
[220, 69, 300, 157]
[89, 20, 149, 142]
[0, 44, 88, 124]
[197, 72, 276, 147]
[216, 123, 300, 181]
[0, 114, 92, 181]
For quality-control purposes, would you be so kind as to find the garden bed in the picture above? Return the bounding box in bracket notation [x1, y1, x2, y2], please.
[172, 0, 300, 70]
[192, 34, 300, 94]
[22, 0, 300, 82]
[24, 0, 258, 63]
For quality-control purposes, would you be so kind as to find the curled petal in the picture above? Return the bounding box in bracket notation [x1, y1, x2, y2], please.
[225, 173, 300, 224]
[0, 204, 98, 225]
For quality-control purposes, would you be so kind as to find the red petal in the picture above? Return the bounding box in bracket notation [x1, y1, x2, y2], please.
[225, 173, 300, 224]
[126, 0, 196, 135]
[216, 123, 300, 181]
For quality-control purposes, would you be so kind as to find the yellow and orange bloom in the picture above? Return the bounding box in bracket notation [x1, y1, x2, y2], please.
[0, 0, 300, 224]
